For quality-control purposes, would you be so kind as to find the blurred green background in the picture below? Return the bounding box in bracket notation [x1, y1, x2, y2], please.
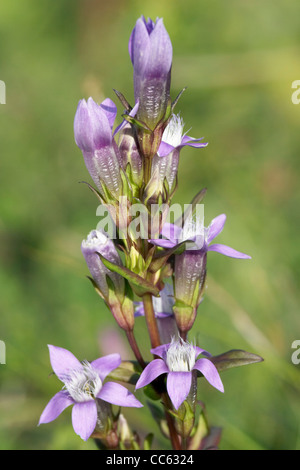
[0, 0, 300, 450]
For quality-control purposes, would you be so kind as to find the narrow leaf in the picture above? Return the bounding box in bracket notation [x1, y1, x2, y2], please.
[209, 349, 264, 373]
[97, 253, 160, 296]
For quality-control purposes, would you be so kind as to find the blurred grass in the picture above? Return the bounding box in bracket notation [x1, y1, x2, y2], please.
[0, 0, 300, 450]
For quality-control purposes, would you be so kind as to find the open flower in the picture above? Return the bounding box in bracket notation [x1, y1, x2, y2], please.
[150, 213, 251, 259]
[157, 114, 208, 158]
[39, 346, 143, 441]
[135, 338, 224, 410]
[151, 114, 207, 191]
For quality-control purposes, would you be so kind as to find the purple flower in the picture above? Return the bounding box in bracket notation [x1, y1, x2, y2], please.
[74, 97, 122, 197]
[150, 214, 250, 331]
[81, 228, 125, 300]
[39, 345, 143, 441]
[135, 338, 224, 410]
[157, 114, 208, 158]
[152, 114, 208, 190]
[129, 16, 172, 127]
[149, 213, 251, 259]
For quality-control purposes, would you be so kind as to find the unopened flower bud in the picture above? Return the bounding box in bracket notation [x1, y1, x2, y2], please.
[118, 123, 143, 190]
[129, 16, 172, 129]
[81, 229, 125, 300]
[74, 97, 122, 198]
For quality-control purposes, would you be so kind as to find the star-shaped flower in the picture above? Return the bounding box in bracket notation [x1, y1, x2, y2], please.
[39, 345, 142, 441]
[150, 213, 251, 259]
[135, 338, 224, 410]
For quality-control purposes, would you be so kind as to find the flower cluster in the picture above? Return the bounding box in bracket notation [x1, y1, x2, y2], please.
[39, 15, 261, 450]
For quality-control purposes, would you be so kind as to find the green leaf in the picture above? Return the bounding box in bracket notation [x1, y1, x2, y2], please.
[106, 361, 141, 385]
[209, 349, 264, 373]
[149, 241, 187, 273]
[97, 253, 160, 297]
[113, 88, 132, 112]
[143, 384, 161, 401]
[181, 187, 207, 227]
[143, 434, 154, 450]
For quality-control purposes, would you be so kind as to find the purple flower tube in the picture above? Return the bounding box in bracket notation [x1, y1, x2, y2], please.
[129, 16, 172, 129]
[74, 97, 122, 198]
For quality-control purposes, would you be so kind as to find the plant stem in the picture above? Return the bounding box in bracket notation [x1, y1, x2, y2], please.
[162, 393, 181, 450]
[125, 330, 147, 369]
[142, 293, 161, 349]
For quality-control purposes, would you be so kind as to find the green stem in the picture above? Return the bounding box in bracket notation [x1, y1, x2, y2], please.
[125, 330, 146, 369]
[162, 393, 181, 450]
[142, 293, 161, 349]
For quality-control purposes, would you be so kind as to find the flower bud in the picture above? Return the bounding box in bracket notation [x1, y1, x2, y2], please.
[173, 250, 207, 335]
[81, 229, 125, 300]
[129, 16, 172, 129]
[118, 123, 143, 191]
[74, 97, 122, 198]
[82, 229, 135, 331]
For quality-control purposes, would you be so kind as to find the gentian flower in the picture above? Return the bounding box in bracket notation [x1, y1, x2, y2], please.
[129, 16, 172, 128]
[149, 214, 251, 333]
[39, 345, 143, 441]
[151, 113, 208, 190]
[74, 97, 122, 197]
[81, 228, 125, 301]
[135, 338, 224, 410]
[150, 213, 251, 258]
[81, 229, 135, 332]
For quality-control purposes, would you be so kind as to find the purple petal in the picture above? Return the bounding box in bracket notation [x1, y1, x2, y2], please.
[72, 401, 98, 441]
[90, 354, 121, 382]
[148, 238, 176, 249]
[113, 99, 139, 137]
[134, 301, 145, 317]
[74, 98, 112, 152]
[166, 371, 192, 410]
[39, 391, 74, 425]
[100, 98, 117, 129]
[98, 382, 143, 408]
[208, 243, 251, 259]
[147, 19, 172, 78]
[193, 358, 224, 393]
[135, 359, 169, 389]
[161, 223, 182, 244]
[130, 18, 151, 71]
[194, 346, 212, 358]
[150, 344, 169, 359]
[157, 141, 175, 157]
[207, 214, 227, 244]
[48, 345, 82, 382]
[180, 135, 208, 149]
